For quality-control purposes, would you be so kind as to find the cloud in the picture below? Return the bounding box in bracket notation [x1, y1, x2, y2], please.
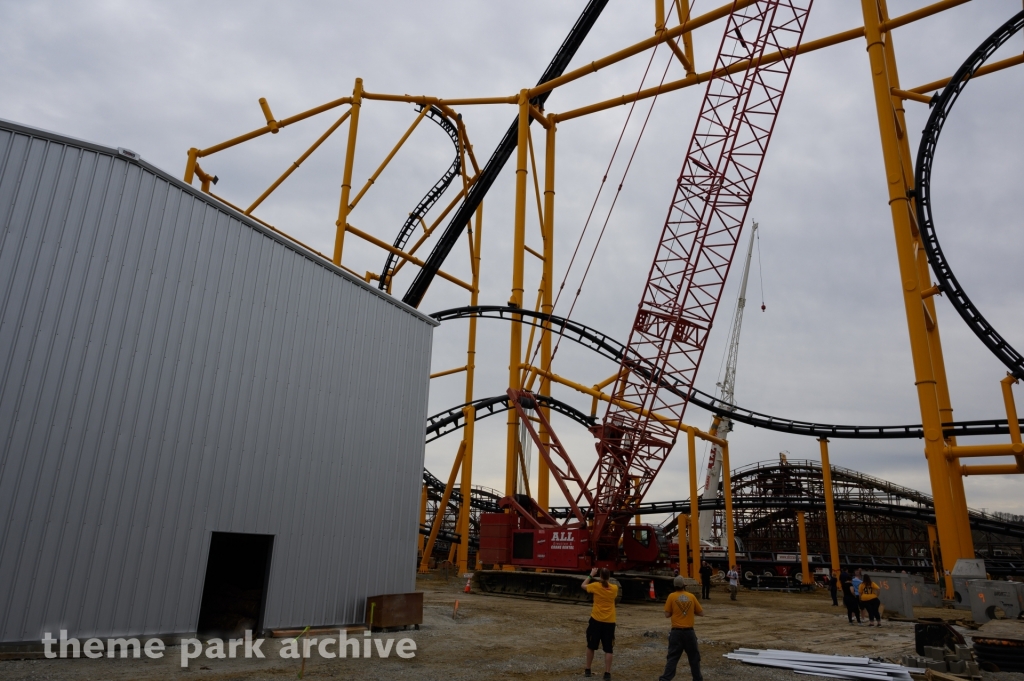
[2, 0, 1021, 513]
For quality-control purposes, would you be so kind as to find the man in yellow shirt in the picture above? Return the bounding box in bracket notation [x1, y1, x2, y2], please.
[581, 567, 618, 679]
[659, 575, 704, 681]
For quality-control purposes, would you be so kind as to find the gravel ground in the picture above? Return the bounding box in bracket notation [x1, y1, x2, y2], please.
[1, 576, 1021, 681]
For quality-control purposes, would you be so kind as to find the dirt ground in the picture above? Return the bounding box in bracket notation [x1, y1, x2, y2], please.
[2, 576, 1022, 681]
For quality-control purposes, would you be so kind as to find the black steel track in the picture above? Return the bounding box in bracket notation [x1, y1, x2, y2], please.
[914, 9, 1024, 380]
[402, 0, 609, 307]
[379, 106, 462, 290]
[425, 392, 596, 443]
[431, 305, 1024, 440]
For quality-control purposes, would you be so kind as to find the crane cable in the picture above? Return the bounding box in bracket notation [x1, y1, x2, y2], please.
[536, 0, 697, 371]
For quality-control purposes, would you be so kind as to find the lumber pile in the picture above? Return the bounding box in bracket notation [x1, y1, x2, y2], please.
[725, 648, 925, 680]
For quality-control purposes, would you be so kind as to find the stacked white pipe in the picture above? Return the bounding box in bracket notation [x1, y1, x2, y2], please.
[724, 648, 925, 680]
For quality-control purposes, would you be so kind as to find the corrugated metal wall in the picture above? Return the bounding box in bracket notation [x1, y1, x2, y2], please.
[0, 120, 435, 643]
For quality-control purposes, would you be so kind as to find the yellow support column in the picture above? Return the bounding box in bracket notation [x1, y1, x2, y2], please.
[818, 439, 841, 578]
[687, 429, 701, 580]
[419, 442, 466, 573]
[505, 90, 530, 497]
[677, 513, 689, 570]
[333, 78, 363, 266]
[722, 441, 736, 571]
[797, 511, 812, 585]
[457, 205, 483, 574]
[538, 117, 556, 511]
[877, 0, 973, 556]
[456, 407, 476, 574]
[860, 0, 965, 597]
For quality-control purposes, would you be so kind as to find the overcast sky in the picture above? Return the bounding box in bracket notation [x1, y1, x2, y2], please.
[2, 1, 1022, 517]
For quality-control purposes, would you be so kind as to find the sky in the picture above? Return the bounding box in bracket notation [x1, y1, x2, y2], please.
[1, 1, 1022, 517]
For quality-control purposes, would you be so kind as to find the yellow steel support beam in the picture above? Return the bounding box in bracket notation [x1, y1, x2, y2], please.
[527, 365, 727, 447]
[948, 442, 1024, 459]
[245, 109, 352, 215]
[552, 0, 972, 123]
[909, 53, 1024, 95]
[687, 429, 701, 580]
[797, 511, 812, 585]
[194, 96, 353, 159]
[962, 463, 1023, 476]
[333, 78, 363, 265]
[818, 439, 841, 578]
[528, 0, 758, 101]
[343, 223, 474, 292]
[861, 0, 966, 598]
[505, 90, 531, 497]
[537, 117, 557, 512]
[348, 104, 432, 210]
[419, 440, 466, 573]
[676, 0, 697, 76]
[722, 441, 736, 571]
[457, 205, 484, 574]
[677, 513, 689, 569]
[430, 366, 467, 379]
[878, 0, 976, 558]
[361, 91, 517, 107]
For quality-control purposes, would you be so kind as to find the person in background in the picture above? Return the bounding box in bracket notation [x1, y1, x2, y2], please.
[699, 561, 713, 600]
[828, 571, 838, 606]
[859, 574, 882, 627]
[581, 567, 617, 680]
[658, 575, 705, 681]
[726, 565, 740, 601]
[852, 569, 866, 620]
[841, 570, 861, 624]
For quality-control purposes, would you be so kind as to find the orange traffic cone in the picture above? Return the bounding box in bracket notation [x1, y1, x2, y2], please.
[464, 576, 472, 593]
[649, 580, 656, 599]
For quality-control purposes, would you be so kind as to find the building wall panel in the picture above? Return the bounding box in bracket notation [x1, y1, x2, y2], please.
[0, 120, 434, 643]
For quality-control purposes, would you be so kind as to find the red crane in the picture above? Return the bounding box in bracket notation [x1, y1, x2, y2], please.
[480, 0, 812, 592]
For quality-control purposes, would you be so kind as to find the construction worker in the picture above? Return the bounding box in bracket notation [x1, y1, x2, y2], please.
[581, 567, 617, 680]
[658, 575, 704, 681]
[858, 574, 882, 627]
[726, 565, 740, 600]
[699, 561, 713, 600]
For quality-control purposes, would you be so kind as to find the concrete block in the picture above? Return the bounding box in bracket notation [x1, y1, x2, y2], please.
[951, 559, 986, 610]
[907, 574, 943, 608]
[869, 572, 915, 618]
[924, 646, 947, 661]
[955, 644, 972, 661]
[968, 579, 1023, 624]
[948, 659, 967, 674]
[926, 659, 947, 671]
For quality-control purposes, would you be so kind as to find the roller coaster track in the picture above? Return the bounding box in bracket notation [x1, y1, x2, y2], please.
[544, 460, 1024, 540]
[915, 9, 1024, 380]
[425, 392, 595, 444]
[379, 106, 462, 290]
[402, 0, 609, 307]
[431, 305, 1024, 439]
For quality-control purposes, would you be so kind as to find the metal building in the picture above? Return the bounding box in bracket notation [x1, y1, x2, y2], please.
[0, 119, 435, 645]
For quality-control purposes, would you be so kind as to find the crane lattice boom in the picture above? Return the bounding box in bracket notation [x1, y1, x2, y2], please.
[586, 1, 811, 553]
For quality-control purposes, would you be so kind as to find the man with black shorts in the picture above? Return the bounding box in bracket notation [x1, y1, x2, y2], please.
[659, 575, 704, 681]
[581, 567, 617, 679]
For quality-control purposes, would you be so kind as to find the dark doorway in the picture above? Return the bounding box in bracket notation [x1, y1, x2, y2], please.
[197, 532, 274, 636]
